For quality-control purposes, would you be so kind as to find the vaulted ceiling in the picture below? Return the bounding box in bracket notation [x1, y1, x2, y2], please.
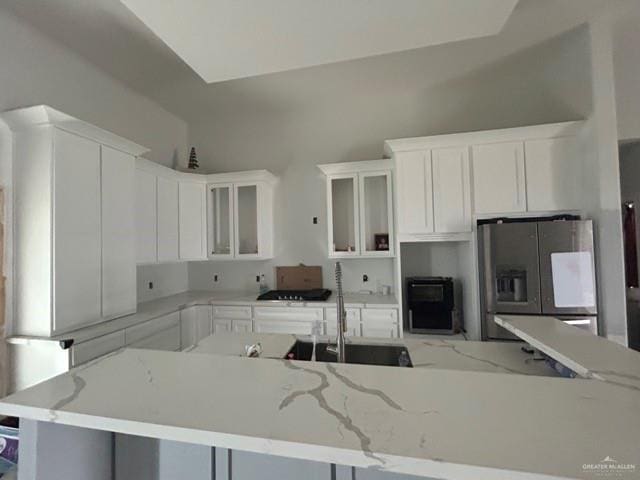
[119, 0, 518, 83]
[0, 0, 630, 121]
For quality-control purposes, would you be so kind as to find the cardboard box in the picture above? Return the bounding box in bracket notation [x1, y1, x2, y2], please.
[275, 266, 323, 290]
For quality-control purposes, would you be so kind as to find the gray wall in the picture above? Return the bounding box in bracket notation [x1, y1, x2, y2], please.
[0, 10, 191, 337]
[187, 27, 592, 296]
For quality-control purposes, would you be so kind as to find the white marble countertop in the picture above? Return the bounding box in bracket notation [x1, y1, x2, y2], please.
[1, 344, 638, 480]
[495, 315, 640, 390]
[6, 290, 399, 345]
[187, 332, 557, 377]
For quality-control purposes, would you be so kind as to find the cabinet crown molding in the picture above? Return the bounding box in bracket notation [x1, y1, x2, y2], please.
[317, 159, 393, 175]
[0, 105, 149, 157]
[136, 157, 278, 186]
[384, 120, 584, 154]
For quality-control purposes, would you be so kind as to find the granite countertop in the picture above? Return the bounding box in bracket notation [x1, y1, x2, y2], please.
[7, 290, 400, 345]
[1, 341, 638, 480]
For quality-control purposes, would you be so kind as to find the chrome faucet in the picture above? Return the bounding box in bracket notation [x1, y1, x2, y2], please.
[326, 262, 346, 363]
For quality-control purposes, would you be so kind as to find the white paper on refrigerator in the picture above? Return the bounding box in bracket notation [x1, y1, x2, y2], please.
[550, 251, 596, 308]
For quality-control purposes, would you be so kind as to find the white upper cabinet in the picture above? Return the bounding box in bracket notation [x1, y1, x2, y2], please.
[359, 171, 394, 256]
[471, 141, 526, 215]
[319, 160, 394, 258]
[2, 105, 148, 337]
[157, 175, 179, 262]
[179, 180, 207, 261]
[525, 136, 580, 212]
[432, 147, 472, 233]
[208, 184, 233, 258]
[235, 183, 260, 258]
[53, 129, 102, 333]
[207, 173, 276, 260]
[329, 174, 360, 256]
[135, 167, 157, 264]
[390, 146, 471, 240]
[136, 163, 277, 263]
[101, 145, 137, 319]
[386, 121, 584, 228]
[395, 150, 433, 235]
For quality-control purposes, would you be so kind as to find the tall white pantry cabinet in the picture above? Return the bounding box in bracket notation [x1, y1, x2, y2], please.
[2, 106, 148, 337]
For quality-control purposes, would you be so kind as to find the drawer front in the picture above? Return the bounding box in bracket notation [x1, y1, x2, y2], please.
[213, 318, 233, 333]
[253, 307, 323, 322]
[254, 320, 314, 335]
[232, 319, 253, 333]
[325, 322, 360, 337]
[130, 324, 181, 351]
[361, 308, 398, 323]
[125, 311, 180, 345]
[212, 306, 252, 320]
[362, 323, 399, 339]
[71, 330, 126, 366]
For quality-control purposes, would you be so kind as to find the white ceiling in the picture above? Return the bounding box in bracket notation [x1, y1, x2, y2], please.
[119, 0, 518, 83]
[1, 0, 633, 122]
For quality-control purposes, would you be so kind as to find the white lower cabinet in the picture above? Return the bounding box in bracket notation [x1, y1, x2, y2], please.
[213, 305, 252, 320]
[131, 325, 181, 351]
[230, 450, 331, 480]
[213, 318, 233, 333]
[232, 319, 253, 333]
[125, 312, 181, 351]
[116, 440, 424, 480]
[361, 309, 399, 338]
[71, 330, 126, 367]
[325, 308, 361, 336]
[213, 317, 254, 334]
[362, 322, 399, 339]
[253, 306, 324, 322]
[325, 322, 360, 337]
[254, 320, 315, 335]
[181, 306, 213, 350]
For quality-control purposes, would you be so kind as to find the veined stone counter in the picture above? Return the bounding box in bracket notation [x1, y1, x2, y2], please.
[1, 338, 639, 479]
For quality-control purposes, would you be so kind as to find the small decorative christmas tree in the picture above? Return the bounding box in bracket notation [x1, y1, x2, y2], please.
[188, 147, 199, 170]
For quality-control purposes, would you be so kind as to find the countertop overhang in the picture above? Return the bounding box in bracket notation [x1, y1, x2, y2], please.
[1, 329, 639, 480]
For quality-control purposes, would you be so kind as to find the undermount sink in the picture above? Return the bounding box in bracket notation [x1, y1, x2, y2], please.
[285, 341, 413, 368]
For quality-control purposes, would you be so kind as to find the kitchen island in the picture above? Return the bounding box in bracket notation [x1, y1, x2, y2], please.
[2, 326, 640, 480]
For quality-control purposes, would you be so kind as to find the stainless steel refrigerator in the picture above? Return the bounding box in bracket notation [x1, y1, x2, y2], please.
[478, 219, 598, 340]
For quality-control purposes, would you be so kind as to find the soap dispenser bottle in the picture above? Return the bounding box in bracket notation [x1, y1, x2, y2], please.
[259, 274, 269, 295]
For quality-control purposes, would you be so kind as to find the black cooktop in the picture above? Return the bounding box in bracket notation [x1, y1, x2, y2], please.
[257, 289, 332, 302]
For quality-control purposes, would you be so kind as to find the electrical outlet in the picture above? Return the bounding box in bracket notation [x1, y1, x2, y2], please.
[362, 274, 368, 282]
[313, 217, 318, 224]
[256, 275, 260, 282]
[213, 274, 219, 282]
[148, 282, 154, 290]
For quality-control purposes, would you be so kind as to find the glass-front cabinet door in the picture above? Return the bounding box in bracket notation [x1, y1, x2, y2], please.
[235, 183, 260, 257]
[329, 175, 360, 257]
[208, 184, 233, 258]
[359, 171, 393, 256]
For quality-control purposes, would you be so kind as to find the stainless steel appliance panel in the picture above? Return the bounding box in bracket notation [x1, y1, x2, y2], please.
[485, 314, 519, 340]
[538, 220, 597, 316]
[560, 316, 598, 335]
[480, 223, 542, 315]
